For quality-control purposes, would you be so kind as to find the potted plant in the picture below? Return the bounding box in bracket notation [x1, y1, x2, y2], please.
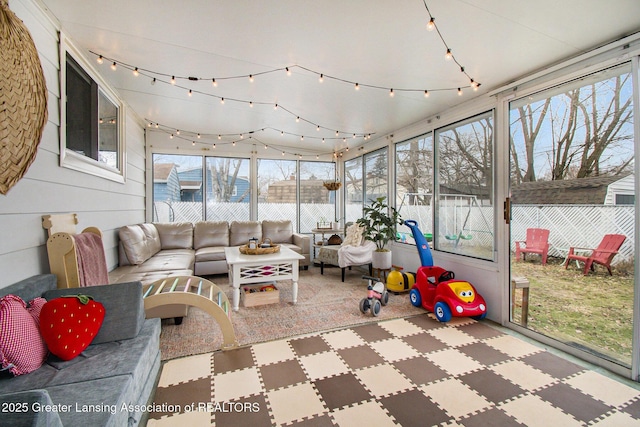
[356, 196, 402, 269]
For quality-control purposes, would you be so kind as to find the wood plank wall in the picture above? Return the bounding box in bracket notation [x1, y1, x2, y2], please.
[0, 0, 146, 288]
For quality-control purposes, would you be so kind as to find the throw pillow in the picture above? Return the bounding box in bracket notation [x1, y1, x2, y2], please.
[40, 295, 105, 361]
[343, 224, 364, 247]
[0, 295, 48, 376]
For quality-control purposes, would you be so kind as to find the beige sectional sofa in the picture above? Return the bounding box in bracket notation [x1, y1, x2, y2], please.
[108, 220, 310, 286]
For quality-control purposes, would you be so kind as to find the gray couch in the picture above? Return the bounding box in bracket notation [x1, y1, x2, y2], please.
[0, 274, 161, 427]
[108, 220, 310, 285]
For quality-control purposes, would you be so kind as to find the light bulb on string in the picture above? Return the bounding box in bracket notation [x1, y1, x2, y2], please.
[427, 17, 435, 31]
[249, 74, 254, 83]
[354, 83, 359, 91]
[445, 49, 453, 61]
[171, 76, 176, 85]
[220, 98, 225, 104]
[319, 74, 324, 83]
[212, 78, 217, 87]
[317, 125, 320, 131]
[424, 90, 429, 98]
[176, 130, 180, 135]
[457, 88, 463, 96]
[97, 55, 104, 64]
[218, 135, 221, 139]
[274, 104, 278, 110]
[133, 67, 139, 77]
[389, 88, 394, 97]
[286, 67, 291, 76]
[110, 62, 117, 70]
[192, 141, 195, 146]
[197, 133, 201, 138]
[296, 117, 300, 123]
[249, 101, 253, 108]
[188, 90, 192, 97]
[232, 141, 236, 146]
[151, 78, 156, 85]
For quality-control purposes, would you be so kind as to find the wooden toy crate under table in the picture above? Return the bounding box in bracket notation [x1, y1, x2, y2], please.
[241, 283, 279, 307]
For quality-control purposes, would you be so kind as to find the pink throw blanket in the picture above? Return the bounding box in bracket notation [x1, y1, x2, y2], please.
[74, 233, 109, 287]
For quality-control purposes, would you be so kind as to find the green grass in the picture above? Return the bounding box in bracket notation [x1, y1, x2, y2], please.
[512, 256, 635, 365]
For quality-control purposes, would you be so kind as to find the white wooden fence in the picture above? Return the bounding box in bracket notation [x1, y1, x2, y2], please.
[154, 201, 635, 264]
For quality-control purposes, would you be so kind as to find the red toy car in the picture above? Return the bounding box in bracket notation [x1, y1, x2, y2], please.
[409, 265, 487, 322]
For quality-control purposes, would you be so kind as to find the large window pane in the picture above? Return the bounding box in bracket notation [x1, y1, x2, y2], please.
[364, 148, 388, 203]
[257, 159, 298, 228]
[344, 157, 363, 224]
[299, 161, 336, 233]
[396, 134, 433, 245]
[509, 63, 634, 367]
[205, 156, 250, 221]
[435, 112, 494, 260]
[152, 154, 204, 222]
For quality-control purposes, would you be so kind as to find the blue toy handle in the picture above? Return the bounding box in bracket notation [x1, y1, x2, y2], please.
[404, 219, 434, 267]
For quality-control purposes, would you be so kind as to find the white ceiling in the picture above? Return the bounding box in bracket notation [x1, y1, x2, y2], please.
[38, 0, 640, 158]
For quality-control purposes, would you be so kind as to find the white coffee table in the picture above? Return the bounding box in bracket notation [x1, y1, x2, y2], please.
[224, 246, 304, 311]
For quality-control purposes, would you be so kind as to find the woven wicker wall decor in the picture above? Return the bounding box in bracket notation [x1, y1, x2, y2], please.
[0, 0, 48, 195]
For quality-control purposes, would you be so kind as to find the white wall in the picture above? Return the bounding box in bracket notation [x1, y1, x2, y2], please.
[0, 0, 146, 288]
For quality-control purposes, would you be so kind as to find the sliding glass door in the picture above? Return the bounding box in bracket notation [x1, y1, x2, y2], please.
[508, 62, 636, 369]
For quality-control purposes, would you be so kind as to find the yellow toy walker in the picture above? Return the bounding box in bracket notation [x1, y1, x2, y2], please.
[386, 265, 415, 294]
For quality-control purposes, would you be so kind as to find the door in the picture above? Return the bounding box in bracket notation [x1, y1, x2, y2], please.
[508, 62, 636, 370]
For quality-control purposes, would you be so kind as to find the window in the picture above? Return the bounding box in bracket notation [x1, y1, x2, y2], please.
[152, 154, 250, 222]
[299, 161, 336, 233]
[395, 134, 433, 244]
[61, 38, 124, 182]
[257, 159, 298, 228]
[205, 156, 250, 221]
[435, 112, 495, 260]
[616, 194, 635, 205]
[344, 157, 363, 225]
[343, 148, 390, 225]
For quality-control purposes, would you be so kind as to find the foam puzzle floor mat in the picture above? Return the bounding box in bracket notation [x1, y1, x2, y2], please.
[148, 314, 640, 426]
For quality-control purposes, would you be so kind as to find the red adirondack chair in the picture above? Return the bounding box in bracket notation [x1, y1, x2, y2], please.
[515, 228, 550, 265]
[564, 234, 626, 275]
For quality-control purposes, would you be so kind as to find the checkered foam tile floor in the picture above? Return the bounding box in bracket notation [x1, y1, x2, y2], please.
[147, 314, 640, 426]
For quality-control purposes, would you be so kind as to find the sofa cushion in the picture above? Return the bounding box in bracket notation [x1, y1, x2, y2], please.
[262, 220, 293, 244]
[44, 282, 145, 345]
[154, 222, 194, 249]
[119, 225, 150, 265]
[0, 295, 48, 376]
[108, 268, 194, 286]
[140, 223, 161, 256]
[195, 246, 227, 263]
[229, 221, 262, 246]
[194, 221, 229, 249]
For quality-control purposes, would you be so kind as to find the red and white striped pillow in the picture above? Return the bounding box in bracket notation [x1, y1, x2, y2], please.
[0, 295, 48, 376]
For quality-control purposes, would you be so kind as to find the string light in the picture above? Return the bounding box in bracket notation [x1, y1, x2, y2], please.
[427, 17, 435, 31]
[170, 76, 176, 85]
[389, 88, 394, 97]
[97, 55, 104, 64]
[212, 78, 217, 87]
[249, 74, 254, 83]
[133, 67, 139, 76]
[457, 87, 463, 96]
[110, 62, 117, 70]
[445, 48, 453, 61]
[319, 74, 324, 83]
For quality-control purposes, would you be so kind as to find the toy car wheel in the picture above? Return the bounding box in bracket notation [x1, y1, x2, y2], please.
[371, 300, 382, 317]
[359, 298, 370, 313]
[381, 291, 389, 306]
[434, 302, 452, 323]
[409, 288, 421, 307]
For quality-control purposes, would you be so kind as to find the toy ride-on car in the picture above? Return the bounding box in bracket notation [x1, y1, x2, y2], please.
[409, 265, 487, 322]
[359, 275, 389, 317]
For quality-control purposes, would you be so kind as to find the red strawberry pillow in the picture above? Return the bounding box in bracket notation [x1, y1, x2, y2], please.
[0, 295, 48, 376]
[40, 295, 105, 361]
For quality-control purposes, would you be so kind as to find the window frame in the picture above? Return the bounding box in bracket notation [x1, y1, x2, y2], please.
[59, 34, 126, 183]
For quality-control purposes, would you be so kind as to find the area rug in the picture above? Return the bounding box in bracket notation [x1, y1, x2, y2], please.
[147, 314, 640, 426]
[159, 267, 423, 361]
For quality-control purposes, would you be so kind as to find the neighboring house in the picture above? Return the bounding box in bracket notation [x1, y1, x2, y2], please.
[153, 163, 181, 202]
[267, 178, 335, 203]
[154, 163, 249, 203]
[511, 173, 635, 205]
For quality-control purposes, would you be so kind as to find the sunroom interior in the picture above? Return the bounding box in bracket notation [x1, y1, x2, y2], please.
[2, 0, 640, 383]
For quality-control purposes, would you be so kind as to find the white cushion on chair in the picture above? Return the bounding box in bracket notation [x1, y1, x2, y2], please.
[342, 224, 364, 247]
